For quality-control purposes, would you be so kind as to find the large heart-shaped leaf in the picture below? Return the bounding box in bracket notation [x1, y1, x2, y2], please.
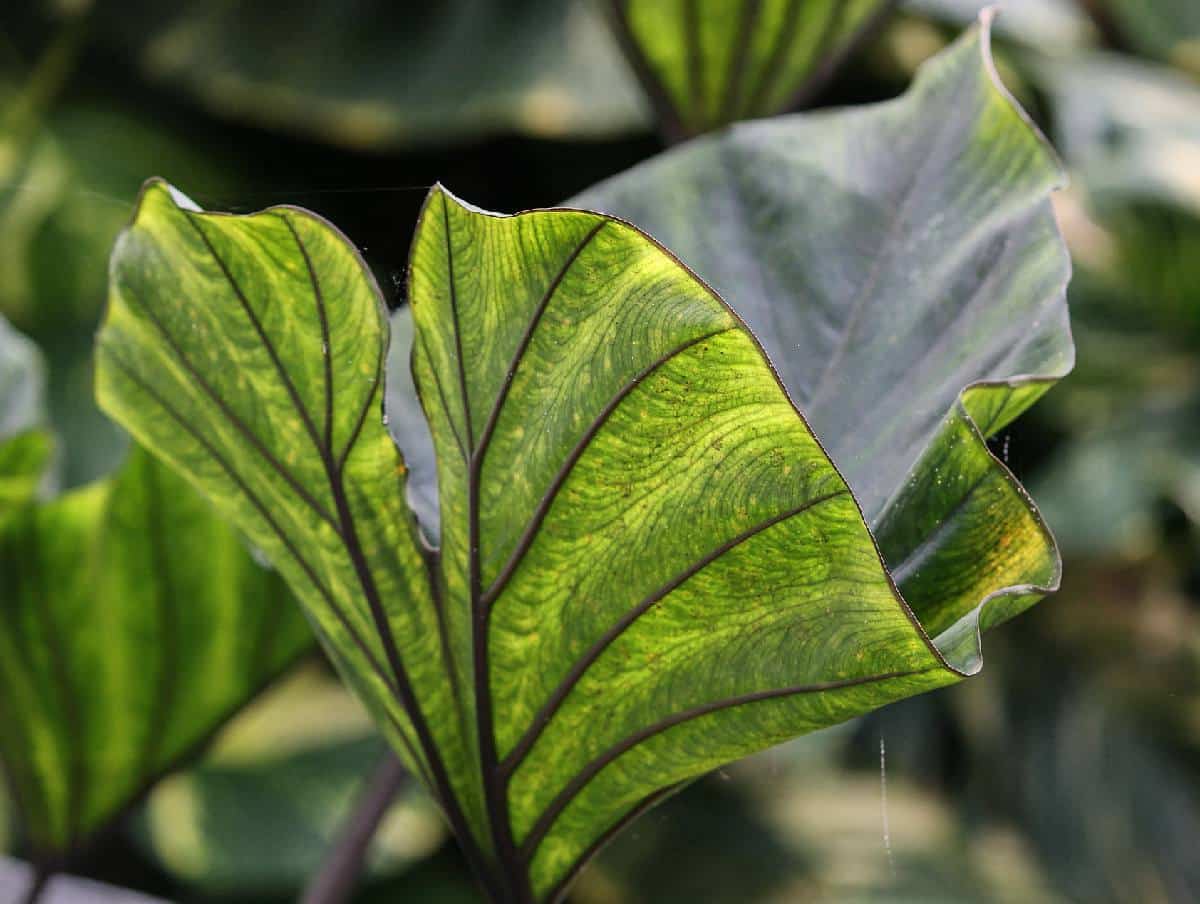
[608, 0, 896, 138]
[0, 445, 312, 860]
[0, 314, 51, 514]
[96, 19, 1070, 900]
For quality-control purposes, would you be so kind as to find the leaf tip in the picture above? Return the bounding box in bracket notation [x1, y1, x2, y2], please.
[973, 4, 1069, 190]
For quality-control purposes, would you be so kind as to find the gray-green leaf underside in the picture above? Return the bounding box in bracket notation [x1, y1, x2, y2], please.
[97, 17, 1071, 902]
[609, 0, 897, 138]
[0, 315, 51, 514]
[0, 446, 312, 856]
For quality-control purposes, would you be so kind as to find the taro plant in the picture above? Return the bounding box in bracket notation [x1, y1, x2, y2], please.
[88, 15, 1069, 904]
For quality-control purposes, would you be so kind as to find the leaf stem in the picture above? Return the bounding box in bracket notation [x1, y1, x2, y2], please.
[302, 753, 409, 904]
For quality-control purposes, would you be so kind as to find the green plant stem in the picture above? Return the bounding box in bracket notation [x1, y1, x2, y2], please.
[301, 753, 409, 904]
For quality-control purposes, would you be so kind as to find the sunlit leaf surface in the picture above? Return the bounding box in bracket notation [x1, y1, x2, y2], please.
[0, 447, 311, 856]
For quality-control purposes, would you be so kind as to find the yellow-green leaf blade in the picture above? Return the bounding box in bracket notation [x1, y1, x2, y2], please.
[94, 183, 486, 860]
[0, 447, 311, 855]
[409, 189, 955, 901]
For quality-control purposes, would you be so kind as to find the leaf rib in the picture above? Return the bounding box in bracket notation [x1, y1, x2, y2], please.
[415, 327, 468, 464]
[718, 0, 763, 123]
[683, 0, 705, 125]
[122, 287, 342, 536]
[480, 326, 737, 609]
[101, 350, 407, 720]
[543, 782, 685, 904]
[279, 214, 335, 454]
[440, 193, 476, 450]
[324, 411, 484, 882]
[236, 212, 457, 822]
[606, 0, 689, 142]
[137, 462, 179, 778]
[742, 0, 803, 116]
[499, 487, 850, 777]
[470, 218, 608, 898]
[804, 59, 969, 409]
[888, 466, 990, 587]
[183, 214, 330, 460]
[472, 220, 606, 466]
[518, 666, 936, 862]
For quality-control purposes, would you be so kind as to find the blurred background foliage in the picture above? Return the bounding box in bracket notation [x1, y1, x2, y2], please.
[0, 0, 1197, 901]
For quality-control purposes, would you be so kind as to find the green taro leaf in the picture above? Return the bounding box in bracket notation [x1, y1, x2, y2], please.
[97, 20, 1070, 897]
[0, 314, 51, 515]
[609, 0, 897, 138]
[0, 446, 312, 857]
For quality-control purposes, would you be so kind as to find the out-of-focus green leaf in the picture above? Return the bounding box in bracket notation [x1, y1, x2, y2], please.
[0, 314, 51, 514]
[139, 666, 444, 894]
[587, 777, 806, 903]
[1036, 52, 1200, 420]
[608, 0, 896, 137]
[0, 446, 312, 858]
[1038, 53, 1200, 216]
[573, 13, 1071, 659]
[0, 82, 240, 486]
[69, 0, 646, 149]
[1035, 396, 1200, 556]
